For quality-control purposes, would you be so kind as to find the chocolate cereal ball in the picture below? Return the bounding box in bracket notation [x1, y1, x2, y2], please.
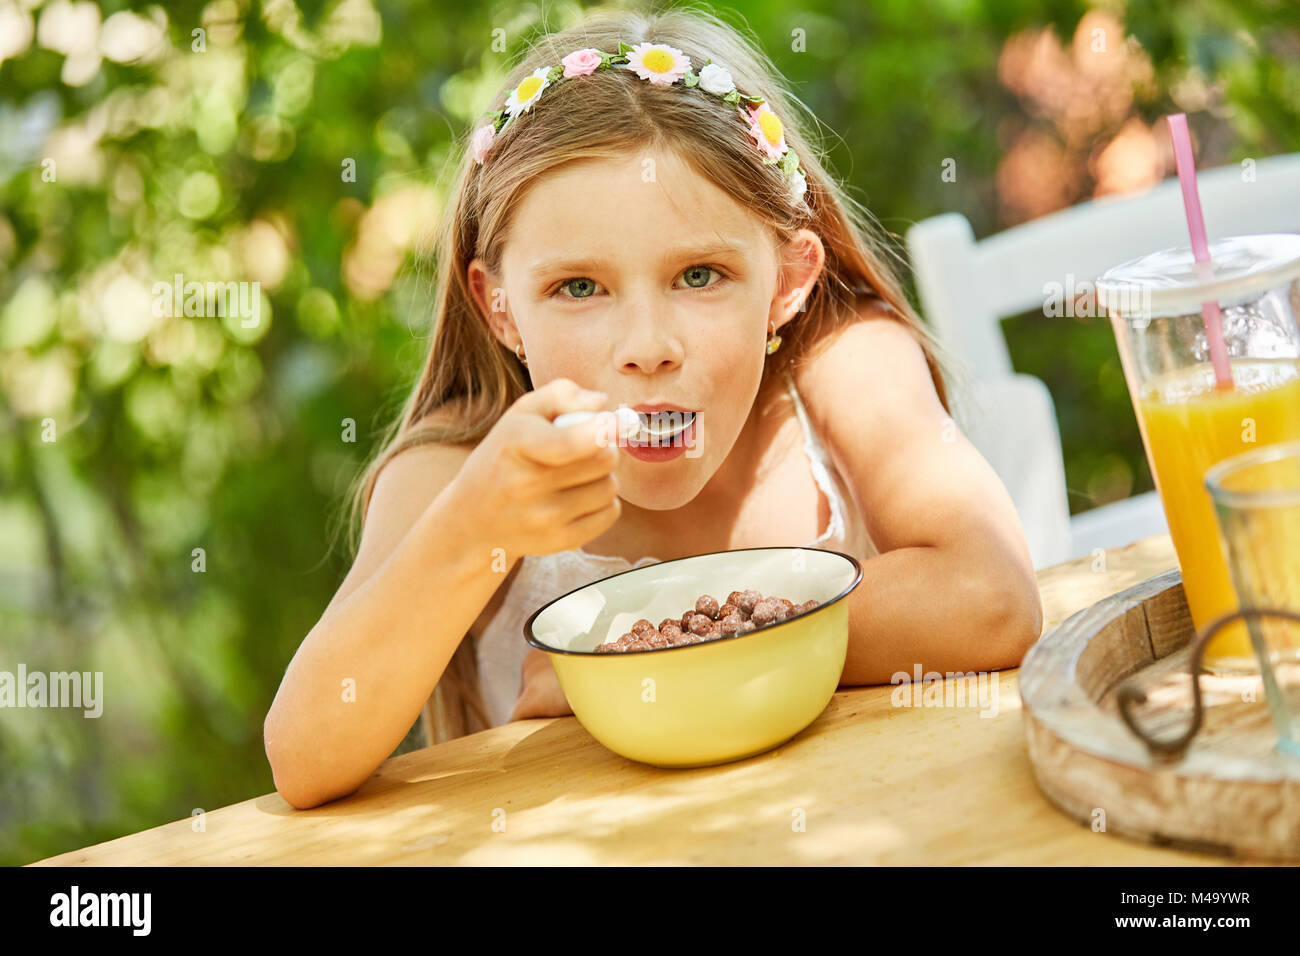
[750, 598, 781, 625]
[718, 613, 744, 635]
[631, 619, 656, 638]
[695, 594, 720, 621]
[687, 613, 713, 636]
[736, 590, 763, 616]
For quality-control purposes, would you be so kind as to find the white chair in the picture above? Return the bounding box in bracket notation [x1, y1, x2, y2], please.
[906, 152, 1300, 568]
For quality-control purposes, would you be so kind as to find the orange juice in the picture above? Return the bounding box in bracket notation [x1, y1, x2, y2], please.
[1138, 358, 1300, 669]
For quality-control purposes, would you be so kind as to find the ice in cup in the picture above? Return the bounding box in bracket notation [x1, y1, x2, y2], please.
[1098, 234, 1300, 672]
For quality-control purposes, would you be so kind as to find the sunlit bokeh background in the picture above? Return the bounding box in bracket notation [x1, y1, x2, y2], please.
[2, 0, 1297, 864]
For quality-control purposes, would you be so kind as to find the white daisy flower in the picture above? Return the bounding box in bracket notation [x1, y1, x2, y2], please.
[697, 62, 735, 96]
[505, 67, 554, 117]
[624, 41, 690, 86]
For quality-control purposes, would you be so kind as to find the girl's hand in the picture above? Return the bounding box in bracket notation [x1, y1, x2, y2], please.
[441, 378, 624, 562]
[508, 649, 574, 721]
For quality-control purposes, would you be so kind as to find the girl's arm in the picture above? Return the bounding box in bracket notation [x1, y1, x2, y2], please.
[263, 441, 502, 809]
[794, 313, 1045, 684]
[264, 378, 619, 809]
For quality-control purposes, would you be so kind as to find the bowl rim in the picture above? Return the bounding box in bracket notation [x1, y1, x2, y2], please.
[522, 546, 863, 656]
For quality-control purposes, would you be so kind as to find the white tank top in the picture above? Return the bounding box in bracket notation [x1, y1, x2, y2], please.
[472, 370, 877, 727]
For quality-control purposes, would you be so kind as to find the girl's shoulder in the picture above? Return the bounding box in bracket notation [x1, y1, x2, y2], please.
[791, 305, 935, 427]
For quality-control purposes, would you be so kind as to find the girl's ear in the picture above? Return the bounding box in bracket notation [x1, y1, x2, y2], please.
[467, 257, 519, 348]
[770, 229, 825, 331]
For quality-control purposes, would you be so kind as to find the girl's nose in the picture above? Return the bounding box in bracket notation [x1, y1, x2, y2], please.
[613, 300, 683, 375]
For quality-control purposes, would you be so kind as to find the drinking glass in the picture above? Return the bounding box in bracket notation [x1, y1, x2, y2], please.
[1097, 233, 1300, 672]
[1205, 441, 1300, 754]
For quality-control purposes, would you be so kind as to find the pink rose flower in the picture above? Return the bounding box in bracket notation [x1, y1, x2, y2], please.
[471, 123, 497, 164]
[562, 48, 603, 78]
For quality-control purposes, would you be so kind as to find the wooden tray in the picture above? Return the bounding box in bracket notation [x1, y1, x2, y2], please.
[1020, 568, 1300, 860]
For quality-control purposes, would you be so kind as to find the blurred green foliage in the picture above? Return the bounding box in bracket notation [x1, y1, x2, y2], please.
[1, 0, 1297, 864]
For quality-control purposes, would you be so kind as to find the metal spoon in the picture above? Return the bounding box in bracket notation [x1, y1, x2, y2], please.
[553, 407, 693, 442]
[633, 410, 696, 441]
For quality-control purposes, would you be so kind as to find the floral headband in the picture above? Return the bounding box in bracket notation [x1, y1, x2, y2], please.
[471, 41, 808, 203]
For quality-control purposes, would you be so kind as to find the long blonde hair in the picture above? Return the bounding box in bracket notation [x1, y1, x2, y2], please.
[349, 2, 968, 747]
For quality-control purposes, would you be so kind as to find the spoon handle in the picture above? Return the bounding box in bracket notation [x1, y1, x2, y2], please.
[552, 410, 599, 429]
[553, 407, 642, 438]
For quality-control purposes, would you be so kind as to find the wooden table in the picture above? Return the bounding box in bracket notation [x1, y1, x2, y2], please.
[36, 532, 1231, 865]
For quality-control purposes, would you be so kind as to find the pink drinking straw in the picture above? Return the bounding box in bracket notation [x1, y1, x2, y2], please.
[1166, 113, 1234, 391]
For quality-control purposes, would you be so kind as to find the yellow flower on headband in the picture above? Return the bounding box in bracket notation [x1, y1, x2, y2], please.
[623, 41, 690, 86]
[505, 67, 554, 118]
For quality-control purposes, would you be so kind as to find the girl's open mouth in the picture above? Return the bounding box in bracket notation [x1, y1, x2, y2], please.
[624, 410, 698, 461]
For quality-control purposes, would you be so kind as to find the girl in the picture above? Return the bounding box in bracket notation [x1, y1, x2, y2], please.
[264, 5, 1043, 809]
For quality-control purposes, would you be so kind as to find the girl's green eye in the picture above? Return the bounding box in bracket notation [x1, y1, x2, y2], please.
[552, 266, 724, 299]
[681, 265, 715, 288]
[560, 277, 598, 299]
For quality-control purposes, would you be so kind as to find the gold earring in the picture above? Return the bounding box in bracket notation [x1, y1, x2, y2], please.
[766, 321, 782, 356]
[514, 343, 528, 367]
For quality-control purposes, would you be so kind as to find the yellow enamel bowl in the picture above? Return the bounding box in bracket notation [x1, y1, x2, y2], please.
[523, 547, 862, 768]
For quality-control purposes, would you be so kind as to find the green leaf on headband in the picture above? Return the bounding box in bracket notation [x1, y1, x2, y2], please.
[547, 65, 563, 83]
[617, 41, 634, 54]
[740, 93, 765, 106]
[781, 150, 800, 175]
[683, 71, 699, 87]
[722, 89, 741, 105]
